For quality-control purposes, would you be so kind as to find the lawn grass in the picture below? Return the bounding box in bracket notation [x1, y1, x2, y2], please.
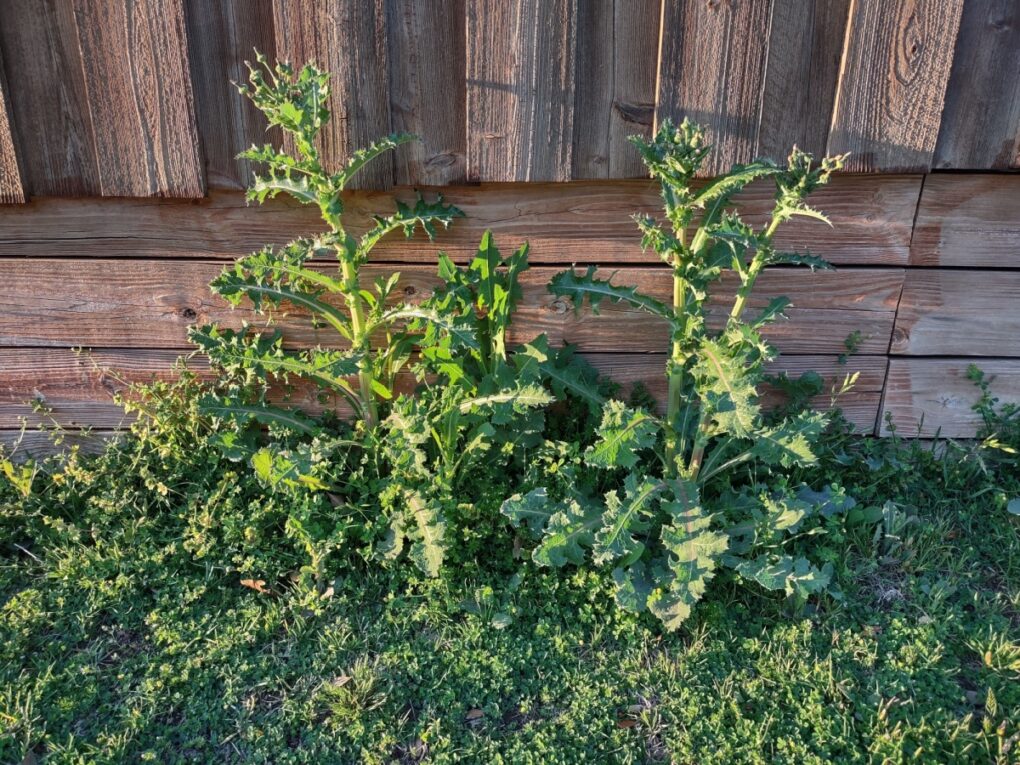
[2, 413, 1018, 764]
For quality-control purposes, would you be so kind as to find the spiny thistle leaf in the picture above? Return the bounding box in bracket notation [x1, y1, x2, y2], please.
[406, 491, 446, 577]
[360, 192, 465, 253]
[734, 554, 832, 598]
[335, 132, 416, 189]
[501, 487, 555, 537]
[693, 339, 759, 438]
[593, 473, 665, 565]
[749, 410, 828, 467]
[198, 397, 320, 436]
[549, 266, 671, 319]
[533, 498, 600, 568]
[764, 250, 833, 271]
[585, 400, 659, 470]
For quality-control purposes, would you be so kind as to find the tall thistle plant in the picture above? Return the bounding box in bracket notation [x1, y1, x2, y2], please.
[190, 55, 464, 432]
[503, 119, 853, 629]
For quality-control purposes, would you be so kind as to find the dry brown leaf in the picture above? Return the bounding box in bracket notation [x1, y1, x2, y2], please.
[616, 717, 637, 729]
[240, 578, 269, 594]
[465, 708, 484, 722]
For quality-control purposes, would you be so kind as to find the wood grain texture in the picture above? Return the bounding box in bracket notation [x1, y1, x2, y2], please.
[386, 0, 467, 185]
[933, 0, 1020, 169]
[881, 358, 1020, 437]
[572, 0, 660, 178]
[827, 0, 965, 172]
[910, 175, 1020, 267]
[466, 0, 577, 182]
[71, 0, 205, 198]
[1, 429, 114, 460]
[0, 348, 885, 432]
[184, 0, 279, 190]
[758, 0, 851, 158]
[656, 0, 773, 177]
[0, 175, 920, 265]
[273, 0, 393, 190]
[891, 270, 1020, 357]
[0, 0, 99, 196]
[0, 52, 24, 203]
[0, 260, 900, 356]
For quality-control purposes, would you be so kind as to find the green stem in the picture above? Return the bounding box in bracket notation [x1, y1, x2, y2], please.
[728, 217, 782, 324]
[665, 235, 688, 476]
[339, 254, 378, 429]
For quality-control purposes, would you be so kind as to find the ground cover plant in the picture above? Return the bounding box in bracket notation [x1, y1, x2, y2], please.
[1, 58, 1018, 763]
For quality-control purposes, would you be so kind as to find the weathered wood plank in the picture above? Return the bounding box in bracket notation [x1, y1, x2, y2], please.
[572, 0, 660, 178]
[71, 0, 205, 198]
[934, 0, 1020, 169]
[184, 0, 279, 190]
[272, 0, 392, 190]
[1, 429, 115, 460]
[0, 0, 99, 196]
[910, 175, 1020, 267]
[0, 348, 886, 433]
[657, 0, 773, 177]
[0, 259, 900, 355]
[891, 270, 1020, 357]
[758, 0, 851, 159]
[386, 0, 467, 185]
[827, 0, 964, 172]
[466, 0, 577, 182]
[881, 358, 1020, 437]
[0, 53, 25, 203]
[0, 176, 920, 265]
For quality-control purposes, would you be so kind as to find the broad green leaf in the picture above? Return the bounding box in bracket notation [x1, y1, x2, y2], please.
[198, 397, 320, 436]
[501, 487, 555, 537]
[458, 385, 553, 414]
[593, 473, 664, 565]
[533, 498, 600, 568]
[693, 339, 759, 437]
[735, 554, 832, 597]
[749, 410, 827, 467]
[612, 560, 656, 613]
[407, 491, 445, 577]
[549, 266, 671, 319]
[585, 400, 659, 469]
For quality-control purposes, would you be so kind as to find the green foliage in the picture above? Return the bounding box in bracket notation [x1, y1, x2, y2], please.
[512, 118, 852, 629]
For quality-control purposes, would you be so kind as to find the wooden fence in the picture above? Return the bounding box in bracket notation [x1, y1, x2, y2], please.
[0, 1, 1019, 450]
[1, 0, 1019, 199]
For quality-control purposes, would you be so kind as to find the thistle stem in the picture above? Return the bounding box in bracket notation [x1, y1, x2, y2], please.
[339, 254, 378, 429]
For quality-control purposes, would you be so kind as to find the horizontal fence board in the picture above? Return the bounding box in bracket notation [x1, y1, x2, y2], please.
[1, 429, 115, 459]
[71, 0, 205, 197]
[0, 349, 886, 433]
[0, 260, 901, 355]
[910, 175, 1020, 267]
[891, 270, 1020, 357]
[0, 176, 921, 265]
[0, 0, 94, 197]
[934, 0, 1020, 170]
[881, 358, 1020, 437]
[828, 0, 964, 173]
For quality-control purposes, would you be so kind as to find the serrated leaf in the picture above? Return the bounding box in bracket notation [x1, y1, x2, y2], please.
[612, 560, 656, 613]
[764, 250, 833, 271]
[593, 474, 664, 565]
[735, 554, 832, 597]
[406, 491, 445, 577]
[585, 400, 659, 469]
[549, 266, 671, 319]
[749, 410, 827, 467]
[694, 339, 759, 437]
[199, 397, 320, 435]
[501, 488, 555, 536]
[533, 498, 600, 567]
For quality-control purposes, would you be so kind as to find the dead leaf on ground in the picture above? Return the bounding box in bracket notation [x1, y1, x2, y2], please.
[465, 708, 484, 724]
[240, 578, 269, 594]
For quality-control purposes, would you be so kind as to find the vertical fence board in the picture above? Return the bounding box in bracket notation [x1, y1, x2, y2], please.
[466, 0, 577, 182]
[273, 0, 392, 190]
[71, 0, 205, 197]
[758, 0, 850, 159]
[184, 0, 278, 190]
[0, 55, 24, 203]
[387, 0, 467, 185]
[933, 0, 1020, 169]
[0, 0, 99, 196]
[827, 0, 964, 173]
[572, 0, 660, 179]
[656, 0, 773, 177]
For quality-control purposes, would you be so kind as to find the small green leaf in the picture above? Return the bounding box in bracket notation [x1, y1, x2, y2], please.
[585, 400, 659, 470]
